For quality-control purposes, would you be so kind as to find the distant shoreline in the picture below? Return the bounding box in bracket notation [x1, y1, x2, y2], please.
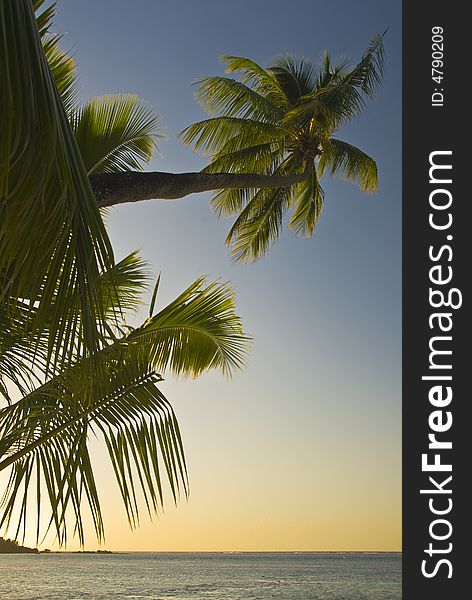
[0, 538, 114, 555]
[10, 550, 401, 555]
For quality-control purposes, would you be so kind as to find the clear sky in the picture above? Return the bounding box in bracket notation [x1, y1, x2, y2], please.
[43, 0, 402, 551]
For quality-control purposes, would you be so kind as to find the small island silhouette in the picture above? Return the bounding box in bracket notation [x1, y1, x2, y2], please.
[0, 537, 112, 554]
[0, 537, 38, 554]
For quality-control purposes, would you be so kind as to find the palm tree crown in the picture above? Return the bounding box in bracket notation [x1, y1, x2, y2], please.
[181, 34, 385, 261]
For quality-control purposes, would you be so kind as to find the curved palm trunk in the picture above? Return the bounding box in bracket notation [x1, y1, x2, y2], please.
[91, 166, 312, 208]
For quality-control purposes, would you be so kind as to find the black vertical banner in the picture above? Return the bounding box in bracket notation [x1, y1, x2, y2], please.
[403, 2, 468, 598]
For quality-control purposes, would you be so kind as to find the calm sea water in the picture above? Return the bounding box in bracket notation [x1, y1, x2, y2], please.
[0, 552, 401, 600]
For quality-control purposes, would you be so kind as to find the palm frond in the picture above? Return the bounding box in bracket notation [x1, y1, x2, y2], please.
[210, 188, 257, 218]
[228, 186, 293, 263]
[0, 358, 185, 544]
[0, 274, 249, 543]
[270, 54, 316, 102]
[42, 37, 79, 114]
[209, 187, 256, 219]
[1, 0, 115, 366]
[220, 55, 288, 109]
[357, 32, 386, 98]
[318, 138, 378, 192]
[193, 76, 283, 122]
[0, 253, 149, 403]
[282, 95, 332, 128]
[34, 0, 56, 38]
[288, 171, 325, 237]
[35, 1, 79, 119]
[203, 142, 280, 175]
[224, 156, 303, 262]
[313, 33, 385, 128]
[71, 94, 163, 175]
[315, 50, 350, 89]
[0, 299, 49, 401]
[127, 277, 251, 378]
[180, 116, 285, 157]
[98, 251, 151, 320]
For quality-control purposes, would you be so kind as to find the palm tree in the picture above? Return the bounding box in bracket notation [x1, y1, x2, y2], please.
[180, 37, 385, 261]
[5, 3, 384, 267]
[0, 0, 249, 545]
[85, 37, 385, 262]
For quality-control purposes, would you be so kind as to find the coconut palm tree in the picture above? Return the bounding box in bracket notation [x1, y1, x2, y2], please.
[86, 38, 385, 262]
[6, 3, 384, 268]
[180, 37, 385, 261]
[0, 0, 249, 545]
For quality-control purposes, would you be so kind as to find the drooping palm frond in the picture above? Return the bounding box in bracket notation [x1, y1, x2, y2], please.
[0, 252, 149, 404]
[288, 170, 325, 238]
[209, 187, 257, 220]
[0, 1, 114, 365]
[0, 299, 49, 401]
[182, 34, 385, 261]
[318, 138, 378, 192]
[0, 357, 182, 545]
[225, 157, 301, 262]
[71, 94, 164, 175]
[228, 186, 293, 263]
[0, 275, 250, 545]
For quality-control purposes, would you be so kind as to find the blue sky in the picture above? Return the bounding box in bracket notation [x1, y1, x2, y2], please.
[51, 0, 402, 550]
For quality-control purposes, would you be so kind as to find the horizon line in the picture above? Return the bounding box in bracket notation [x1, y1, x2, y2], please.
[48, 549, 403, 554]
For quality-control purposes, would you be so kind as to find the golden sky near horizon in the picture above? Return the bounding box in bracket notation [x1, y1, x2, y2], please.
[10, 374, 401, 553]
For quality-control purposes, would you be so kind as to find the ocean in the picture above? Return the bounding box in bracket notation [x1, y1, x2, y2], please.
[0, 552, 401, 599]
